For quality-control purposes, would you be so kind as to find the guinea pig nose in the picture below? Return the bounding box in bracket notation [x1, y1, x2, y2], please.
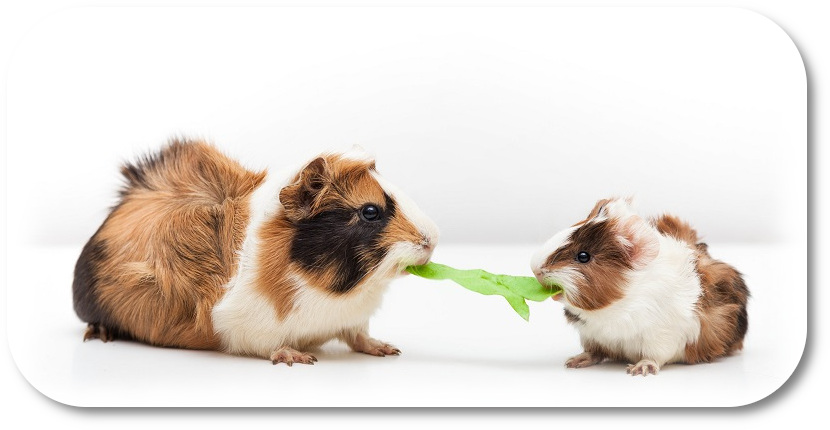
[419, 236, 434, 249]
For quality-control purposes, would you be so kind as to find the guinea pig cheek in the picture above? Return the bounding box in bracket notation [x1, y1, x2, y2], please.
[541, 266, 584, 305]
[377, 216, 435, 275]
[369, 170, 439, 270]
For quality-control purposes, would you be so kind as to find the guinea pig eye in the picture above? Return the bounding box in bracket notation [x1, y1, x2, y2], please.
[359, 204, 381, 222]
[577, 251, 591, 263]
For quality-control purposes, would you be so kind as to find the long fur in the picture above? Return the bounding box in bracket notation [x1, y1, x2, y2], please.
[73, 139, 439, 364]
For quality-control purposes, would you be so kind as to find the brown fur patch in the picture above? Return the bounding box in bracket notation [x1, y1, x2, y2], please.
[652, 213, 700, 247]
[586, 198, 612, 222]
[279, 155, 382, 221]
[544, 219, 629, 311]
[86, 139, 265, 349]
[571, 198, 612, 227]
[684, 251, 749, 363]
[255, 216, 300, 319]
[376, 211, 422, 251]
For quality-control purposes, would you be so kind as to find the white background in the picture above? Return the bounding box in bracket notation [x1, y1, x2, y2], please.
[3, 6, 805, 247]
[0, 0, 820, 428]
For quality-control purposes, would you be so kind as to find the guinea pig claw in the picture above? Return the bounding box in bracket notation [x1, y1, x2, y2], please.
[83, 323, 115, 343]
[347, 334, 402, 357]
[565, 352, 604, 368]
[82, 326, 97, 342]
[626, 359, 660, 376]
[270, 347, 317, 366]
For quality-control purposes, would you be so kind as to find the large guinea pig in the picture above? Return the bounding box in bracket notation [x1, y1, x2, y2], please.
[531, 197, 749, 376]
[73, 139, 438, 365]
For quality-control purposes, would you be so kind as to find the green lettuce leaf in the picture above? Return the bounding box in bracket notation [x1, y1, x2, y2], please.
[406, 262, 562, 321]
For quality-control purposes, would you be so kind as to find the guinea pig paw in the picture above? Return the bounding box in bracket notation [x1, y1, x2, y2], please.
[269, 347, 318, 366]
[626, 359, 660, 376]
[371, 343, 402, 357]
[565, 352, 605, 368]
[83, 323, 115, 343]
[355, 338, 401, 357]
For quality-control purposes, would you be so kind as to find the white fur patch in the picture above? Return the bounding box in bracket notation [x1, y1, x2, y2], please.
[339, 144, 376, 164]
[603, 196, 639, 219]
[211, 170, 286, 356]
[566, 234, 702, 365]
[213, 269, 391, 358]
[542, 266, 585, 301]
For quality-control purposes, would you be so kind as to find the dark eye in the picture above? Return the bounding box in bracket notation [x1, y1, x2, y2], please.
[359, 204, 381, 222]
[576, 251, 591, 263]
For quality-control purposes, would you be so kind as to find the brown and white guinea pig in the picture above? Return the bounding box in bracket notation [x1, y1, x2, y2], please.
[530, 197, 749, 376]
[72, 138, 439, 365]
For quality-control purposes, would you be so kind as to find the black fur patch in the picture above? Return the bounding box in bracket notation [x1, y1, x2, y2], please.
[118, 140, 188, 195]
[564, 308, 582, 325]
[72, 235, 132, 341]
[727, 271, 750, 344]
[290, 194, 397, 293]
[72, 237, 108, 324]
[120, 151, 167, 195]
[736, 305, 749, 343]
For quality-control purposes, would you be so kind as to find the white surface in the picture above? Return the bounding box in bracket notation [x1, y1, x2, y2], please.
[5, 6, 805, 248]
[1, 0, 816, 423]
[7, 243, 803, 407]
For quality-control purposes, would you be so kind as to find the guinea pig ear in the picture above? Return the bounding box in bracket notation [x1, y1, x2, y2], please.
[279, 157, 330, 221]
[617, 215, 660, 270]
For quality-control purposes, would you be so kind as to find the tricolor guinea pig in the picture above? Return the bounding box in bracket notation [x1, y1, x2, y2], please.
[73, 139, 439, 365]
[531, 197, 749, 376]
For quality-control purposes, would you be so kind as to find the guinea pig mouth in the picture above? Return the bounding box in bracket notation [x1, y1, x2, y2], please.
[533, 271, 556, 287]
[400, 254, 432, 274]
[395, 243, 434, 275]
[534, 272, 567, 301]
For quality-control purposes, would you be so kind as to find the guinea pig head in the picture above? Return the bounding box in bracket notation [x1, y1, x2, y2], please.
[277, 150, 439, 293]
[531, 197, 659, 310]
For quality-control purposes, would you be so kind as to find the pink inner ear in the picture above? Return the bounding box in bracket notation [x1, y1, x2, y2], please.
[621, 216, 659, 269]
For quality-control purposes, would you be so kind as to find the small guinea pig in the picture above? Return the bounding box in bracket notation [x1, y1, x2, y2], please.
[73, 138, 439, 365]
[531, 197, 749, 376]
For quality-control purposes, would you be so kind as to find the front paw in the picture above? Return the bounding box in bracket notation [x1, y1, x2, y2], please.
[355, 337, 401, 357]
[565, 352, 604, 368]
[269, 346, 318, 366]
[626, 359, 660, 376]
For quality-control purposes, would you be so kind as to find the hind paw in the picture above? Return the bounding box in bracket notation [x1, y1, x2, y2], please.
[83, 323, 115, 342]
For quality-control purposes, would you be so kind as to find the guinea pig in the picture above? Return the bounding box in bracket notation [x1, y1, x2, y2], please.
[530, 197, 749, 376]
[72, 138, 439, 365]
